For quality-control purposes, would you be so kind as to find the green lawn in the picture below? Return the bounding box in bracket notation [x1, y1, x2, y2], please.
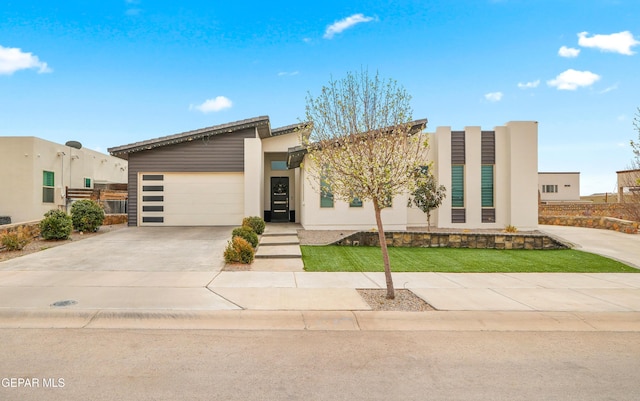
[301, 246, 638, 273]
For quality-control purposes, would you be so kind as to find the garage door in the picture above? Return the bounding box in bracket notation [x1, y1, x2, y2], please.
[139, 172, 244, 226]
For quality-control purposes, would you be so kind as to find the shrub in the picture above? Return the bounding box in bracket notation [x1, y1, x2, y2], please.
[242, 216, 266, 235]
[504, 225, 518, 233]
[232, 226, 259, 248]
[40, 210, 73, 240]
[1, 230, 30, 251]
[223, 236, 255, 264]
[70, 199, 105, 232]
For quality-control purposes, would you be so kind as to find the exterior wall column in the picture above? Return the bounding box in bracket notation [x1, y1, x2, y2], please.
[244, 136, 263, 218]
[506, 121, 538, 229]
[435, 126, 452, 228]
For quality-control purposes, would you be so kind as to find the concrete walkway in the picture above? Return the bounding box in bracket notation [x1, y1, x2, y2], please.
[540, 225, 640, 268]
[0, 224, 639, 330]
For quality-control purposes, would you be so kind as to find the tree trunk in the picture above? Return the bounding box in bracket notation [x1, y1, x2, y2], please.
[373, 201, 394, 299]
[426, 210, 431, 232]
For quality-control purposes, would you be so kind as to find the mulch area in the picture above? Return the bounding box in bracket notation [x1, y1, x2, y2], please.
[357, 289, 435, 311]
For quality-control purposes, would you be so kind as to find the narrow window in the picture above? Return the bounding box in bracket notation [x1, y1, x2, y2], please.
[43, 171, 55, 203]
[271, 161, 288, 171]
[349, 197, 363, 208]
[84, 178, 92, 188]
[481, 165, 494, 207]
[320, 178, 334, 208]
[451, 165, 464, 208]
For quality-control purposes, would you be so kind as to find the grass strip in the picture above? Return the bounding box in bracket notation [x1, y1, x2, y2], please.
[301, 246, 638, 273]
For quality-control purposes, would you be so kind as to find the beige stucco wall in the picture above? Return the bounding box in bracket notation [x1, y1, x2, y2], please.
[298, 121, 538, 231]
[538, 172, 580, 202]
[244, 136, 263, 218]
[0, 137, 127, 224]
[300, 159, 409, 231]
[432, 122, 538, 230]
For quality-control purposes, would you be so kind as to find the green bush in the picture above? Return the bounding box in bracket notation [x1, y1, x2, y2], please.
[223, 236, 255, 264]
[70, 200, 105, 232]
[40, 210, 73, 240]
[1, 230, 30, 251]
[242, 216, 266, 235]
[232, 226, 259, 248]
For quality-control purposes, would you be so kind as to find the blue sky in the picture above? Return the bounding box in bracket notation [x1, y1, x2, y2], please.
[1, 0, 639, 195]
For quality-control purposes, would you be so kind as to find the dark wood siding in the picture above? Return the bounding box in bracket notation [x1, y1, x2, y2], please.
[451, 131, 465, 164]
[126, 128, 255, 226]
[481, 131, 495, 164]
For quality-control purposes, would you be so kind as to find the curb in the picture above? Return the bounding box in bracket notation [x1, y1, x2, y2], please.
[0, 309, 639, 332]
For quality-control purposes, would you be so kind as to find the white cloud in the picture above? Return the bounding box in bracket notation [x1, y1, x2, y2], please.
[0, 45, 52, 75]
[484, 92, 503, 102]
[324, 14, 375, 39]
[517, 80, 540, 89]
[547, 69, 600, 90]
[277, 71, 299, 77]
[190, 96, 233, 113]
[558, 46, 580, 58]
[577, 31, 639, 55]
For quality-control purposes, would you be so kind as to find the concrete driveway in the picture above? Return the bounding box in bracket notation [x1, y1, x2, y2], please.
[0, 226, 233, 272]
[540, 225, 640, 268]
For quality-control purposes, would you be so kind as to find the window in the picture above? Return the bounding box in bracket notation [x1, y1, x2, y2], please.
[451, 165, 464, 207]
[320, 178, 334, 208]
[542, 185, 558, 193]
[84, 178, 92, 188]
[481, 165, 494, 207]
[271, 161, 288, 171]
[43, 171, 55, 203]
[349, 197, 363, 208]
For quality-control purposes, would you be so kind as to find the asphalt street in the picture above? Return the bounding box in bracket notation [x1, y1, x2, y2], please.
[1, 329, 639, 401]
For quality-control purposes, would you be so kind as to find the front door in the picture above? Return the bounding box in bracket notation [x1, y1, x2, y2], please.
[270, 177, 289, 222]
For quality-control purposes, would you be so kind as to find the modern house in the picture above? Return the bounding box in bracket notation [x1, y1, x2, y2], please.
[538, 172, 581, 202]
[108, 117, 539, 230]
[0, 137, 128, 224]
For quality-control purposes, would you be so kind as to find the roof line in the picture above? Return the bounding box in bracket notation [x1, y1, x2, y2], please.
[108, 116, 270, 155]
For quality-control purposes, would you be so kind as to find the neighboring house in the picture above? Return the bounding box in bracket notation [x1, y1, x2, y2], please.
[109, 117, 539, 230]
[538, 172, 581, 202]
[616, 169, 640, 202]
[0, 137, 128, 224]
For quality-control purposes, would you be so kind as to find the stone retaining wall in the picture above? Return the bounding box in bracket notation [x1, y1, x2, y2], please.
[0, 220, 41, 240]
[334, 231, 569, 250]
[0, 215, 128, 240]
[539, 203, 637, 220]
[539, 216, 638, 234]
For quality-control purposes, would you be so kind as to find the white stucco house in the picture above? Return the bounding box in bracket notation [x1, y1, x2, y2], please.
[0, 137, 128, 224]
[538, 172, 581, 202]
[108, 116, 539, 230]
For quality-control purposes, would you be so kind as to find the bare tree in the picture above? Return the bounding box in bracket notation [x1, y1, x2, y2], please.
[304, 70, 429, 299]
[408, 168, 446, 231]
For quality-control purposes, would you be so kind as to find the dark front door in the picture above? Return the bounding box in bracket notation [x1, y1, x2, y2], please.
[270, 177, 289, 222]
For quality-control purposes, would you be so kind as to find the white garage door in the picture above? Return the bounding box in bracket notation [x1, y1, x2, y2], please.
[139, 172, 244, 226]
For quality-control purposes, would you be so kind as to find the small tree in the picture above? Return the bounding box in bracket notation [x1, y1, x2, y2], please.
[408, 168, 446, 231]
[304, 70, 429, 299]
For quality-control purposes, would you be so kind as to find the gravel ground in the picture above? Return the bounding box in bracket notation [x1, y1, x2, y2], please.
[296, 229, 358, 245]
[0, 224, 126, 262]
[357, 289, 435, 311]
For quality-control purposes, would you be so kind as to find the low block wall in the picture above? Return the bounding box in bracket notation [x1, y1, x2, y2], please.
[334, 231, 569, 250]
[539, 203, 638, 221]
[0, 220, 41, 240]
[103, 214, 127, 225]
[0, 215, 128, 239]
[539, 216, 638, 234]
